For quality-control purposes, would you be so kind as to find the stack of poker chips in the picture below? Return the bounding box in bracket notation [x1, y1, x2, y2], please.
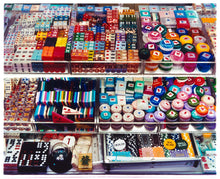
[145, 50, 163, 71]
[159, 39, 174, 56]
[183, 52, 198, 72]
[159, 56, 173, 71]
[170, 50, 184, 69]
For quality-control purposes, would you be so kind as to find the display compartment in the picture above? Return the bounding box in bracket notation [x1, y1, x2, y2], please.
[193, 133, 216, 174]
[102, 133, 202, 174]
[4, 133, 104, 174]
[97, 77, 216, 134]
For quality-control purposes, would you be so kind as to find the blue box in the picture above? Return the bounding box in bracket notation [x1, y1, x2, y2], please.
[109, 96, 118, 106]
[77, 6, 86, 14]
[103, 6, 112, 14]
[174, 10, 187, 18]
[86, 5, 95, 12]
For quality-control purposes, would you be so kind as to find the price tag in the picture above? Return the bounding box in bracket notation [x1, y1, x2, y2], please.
[164, 139, 176, 150]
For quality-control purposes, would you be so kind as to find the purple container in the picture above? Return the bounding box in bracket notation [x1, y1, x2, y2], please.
[181, 85, 192, 95]
[144, 113, 156, 131]
[205, 109, 216, 130]
[154, 111, 166, 129]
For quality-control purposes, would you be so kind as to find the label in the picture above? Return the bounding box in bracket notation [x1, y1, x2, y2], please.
[113, 139, 126, 151]
[176, 139, 188, 150]
[164, 139, 176, 150]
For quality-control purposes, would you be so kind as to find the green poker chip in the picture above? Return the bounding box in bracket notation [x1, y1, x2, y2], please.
[172, 40, 182, 50]
[164, 91, 176, 101]
[166, 109, 178, 120]
[181, 43, 196, 54]
[194, 86, 205, 97]
[154, 24, 167, 36]
[159, 66, 172, 71]
[187, 97, 200, 107]
[176, 77, 188, 81]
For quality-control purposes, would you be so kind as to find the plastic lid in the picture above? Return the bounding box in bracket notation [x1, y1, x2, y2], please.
[150, 50, 163, 61]
[165, 91, 176, 100]
[172, 40, 182, 49]
[165, 32, 179, 40]
[187, 97, 199, 107]
[100, 111, 111, 120]
[185, 77, 195, 85]
[194, 77, 205, 86]
[179, 35, 193, 45]
[166, 109, 178, 120]
[154, 24, 167, 36]
[159, 39, 174, 50]
[196, 43, 210, 54]
[195, 105, 208, 115]
[154, 86, 166, 97]
[176, 28, 188, 36]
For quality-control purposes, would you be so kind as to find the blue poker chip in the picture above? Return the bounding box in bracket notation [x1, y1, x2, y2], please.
[145, 104, 156, 113]
[176, 28, 188, 36]
[158, 47, 173, 55]
[150, 96, 162, 106]
[154, 86, 166, 97]
[168, 85, 180, 94]
[159, 39, 174, 50]
[198, 52, 214, 61]
[100, 111, 111, 120]
[191, 85, 198, 93]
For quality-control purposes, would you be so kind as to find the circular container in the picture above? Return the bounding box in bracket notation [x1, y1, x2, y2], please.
[189, 93, 200, 100]
[164, 91, 176, 102]
[195, 105, 208, 117]
[134, 109, 145, 127]
[139, 48, 150, 60]
[173, 79, 185, 88]
[196, 43, 210, 54]
[154, 111, 166, 129]
[209, 104, 216, 111]
[187, 97, 200, 110]
[123, 104, 134, 113]
[165, 32, 179, 41]
[169, 85, 181, 94]
[179, 109, 191, 130]
[205, 109, 216, 130]
[154, 86, 166, 98]
[170, 50, 184, 69]
[201, 95, 215, 106]
[177, 91, 189, 102]
[100, 111, 111, 130]
[172, 40, 182, 50]
[183, 52, 198, 73]
[176, 28, 188, 36]
[111, 104, 122, 113]
[159, 100, 171, 112]
[191, 110, 204, 130]
[150, 95, 162, 106]
[171, 99, 184, 111]
[159, 39, 174, 52]
[179, 35, 193, 45]
[99, 104, 110, 112]
[159, 56, 173, 71]
[166, 109, 179, 130]
[144, 113, 156, 131]
[197, 52, 213, 73]
[145, 50, 163, 71]
[145, 104, 156, 113]
[122, 113, 134, 130]
[194, 86, 205, 97]
[111, 113, 122, 130]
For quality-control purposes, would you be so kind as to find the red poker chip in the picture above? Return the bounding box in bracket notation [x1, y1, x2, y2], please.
[185, 77, 195, 85]
[174, 79, 185, 87]
[195, 77, 205, 86]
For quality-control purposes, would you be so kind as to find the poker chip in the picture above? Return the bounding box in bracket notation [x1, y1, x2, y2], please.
[154, 24, 167, 36]
[187, 97, 199, 108]
[165, 32, 179, 41]
[194, 86, 205, 97]
[142, 25, 154, 34]
[145, 104, 156, 113]
[166, 109, 178, 121]
[111, 113, 122, 130]
[204, 109, 216, 130]
[150, 95, 161, 106]
[139, 48, 150, 59]
[196, 43, 210, 54]
[154, 111, 166, 122]
[99, 104, 110, 112]
[183, 52, 198, 72]
[170, 50, 184, 69]
[189, 93, 200, 100]
[159, 56, 173, 71]
[111, 104, 122, 113]
[185, 77, 195, 86]
[197, 52, 213, 73]
[171, 98, 184, 111]
[209, 104, 216, 111]
[144, 113, 156, 131]
[181, 43, 196, 54]
[146, 50, 163, 71]
[193, 35, 206, 45]
[164, 91, 176, 101]
[169, 85, 181, 94]
[122, 104, 134, 113]
[176, 77, 188, 82]
[158, 100, 171, 112]
[144, 42, 158, 50]
[194, 77, 205, 86]
[195, 105, 208, 117]
[177, 91, 189, 102]
[159, 39, 174, 52]
[122, 113, 134, 130]
[134, 109, 145, 125]
[172, 40, 182, 50]
[100, 111, 111, 130]
[154, 86, 166, 97]
[173, 79, 185, 87]
[179, 35, 193, 45]
[179, 109, 191, 130]
[147, 31, 162, 43]
[176, 28, 188, 36]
